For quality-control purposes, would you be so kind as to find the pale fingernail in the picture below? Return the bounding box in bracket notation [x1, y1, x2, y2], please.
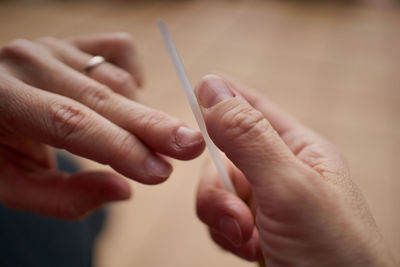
[145, 156, 172, 178]
[176, 126, 202, 148]
[218, 216, 242, 247]
[196, 74, 234, 108]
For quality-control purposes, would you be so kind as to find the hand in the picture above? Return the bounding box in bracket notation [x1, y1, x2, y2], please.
[195, 75, 395, 266]
[0, 33, 205, 220]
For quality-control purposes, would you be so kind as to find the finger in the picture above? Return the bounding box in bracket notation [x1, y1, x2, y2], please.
[0, 151, 131, 220]
[200, 157, 253, 199]
[214, 74, 349, 189]
[196, 160, 254, 247]
[36, 37, 139, 99]
[216, 74, 342, 162]
[209, 228, 262, 261]
[194, 74, 322, 218]
[0, 75, 172, 184]
[2, 39, 205, 160]
[66, 32, 144, 87]
[0, 136, 54, 169]
[195, 75, 310, 186]
[215, 74, 303, 137]
[223, 77, 367, 222]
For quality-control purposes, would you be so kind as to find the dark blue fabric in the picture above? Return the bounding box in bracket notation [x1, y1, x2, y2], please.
[0, 152, 106, 267]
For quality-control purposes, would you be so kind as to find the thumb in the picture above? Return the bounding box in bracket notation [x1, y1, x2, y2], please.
[195, 75, 306, 194]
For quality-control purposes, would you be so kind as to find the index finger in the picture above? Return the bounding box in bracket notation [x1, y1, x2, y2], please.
[1, 76, 171, 184]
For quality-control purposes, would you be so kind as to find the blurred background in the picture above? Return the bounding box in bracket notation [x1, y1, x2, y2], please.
[0, 0, 399, 266]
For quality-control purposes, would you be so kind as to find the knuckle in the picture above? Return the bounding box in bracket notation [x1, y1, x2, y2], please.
[218, 104, 272, 144]
[112, 69, 136, 93]
[110, 132, 138, 162]
[79, 83, 112, 111]
[49, 102, 88, 144]
[139, 111, 166, 133]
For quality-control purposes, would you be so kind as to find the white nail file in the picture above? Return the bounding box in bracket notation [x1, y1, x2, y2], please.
[158, 19, 236, 194]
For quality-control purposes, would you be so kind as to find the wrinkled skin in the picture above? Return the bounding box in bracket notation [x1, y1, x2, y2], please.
[0, 33, 205, 220]
[195, 75, 396, 267]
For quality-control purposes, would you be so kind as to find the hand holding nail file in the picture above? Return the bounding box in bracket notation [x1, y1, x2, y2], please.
[157, 19, 236, 194]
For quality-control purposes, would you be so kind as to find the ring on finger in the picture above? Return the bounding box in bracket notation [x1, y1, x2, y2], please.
[84, 56, 105, 73]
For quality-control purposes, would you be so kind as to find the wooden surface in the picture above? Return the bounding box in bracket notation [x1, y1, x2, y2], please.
[0, 1, 399, 266]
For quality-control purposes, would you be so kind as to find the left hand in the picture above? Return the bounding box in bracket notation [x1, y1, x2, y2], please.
[0, 33, 205, 219]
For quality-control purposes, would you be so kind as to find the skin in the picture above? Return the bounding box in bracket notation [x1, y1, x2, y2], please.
[0, 33, 205, 220]
[0, 32, 395, 266]
[195, 75, 397, 267]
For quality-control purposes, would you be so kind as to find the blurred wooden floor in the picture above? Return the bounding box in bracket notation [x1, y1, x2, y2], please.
[1, 0, 399, 266]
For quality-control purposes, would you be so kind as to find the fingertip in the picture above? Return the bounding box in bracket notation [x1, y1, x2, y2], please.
[145, 155, 172, 175]
[138, 175, 170, 185]
[103, 172, 132, 201]
[173, 126, 205, 160]
[54, 171, 133, 220]
[124, 105, 204, 161]
[72, 171, 132, 202]
[196, 187, 254, 245]
[195, 74, 235, 109]
[220, 205, 254, 246]
[112, 152, 173, 185]
[198, 74, 224, 85]
[175, 126, 202, 149]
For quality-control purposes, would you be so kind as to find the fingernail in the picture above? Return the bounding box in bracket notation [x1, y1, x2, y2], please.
[176, 126, 202, 148]
[197, 74, 234, 108]
[218, 216, 242, 247]
[145, 156, 172, 178]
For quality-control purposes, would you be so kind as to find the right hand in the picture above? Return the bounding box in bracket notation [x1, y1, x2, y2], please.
[0, 33, 205, 220]
[195, 75, 396, 266]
